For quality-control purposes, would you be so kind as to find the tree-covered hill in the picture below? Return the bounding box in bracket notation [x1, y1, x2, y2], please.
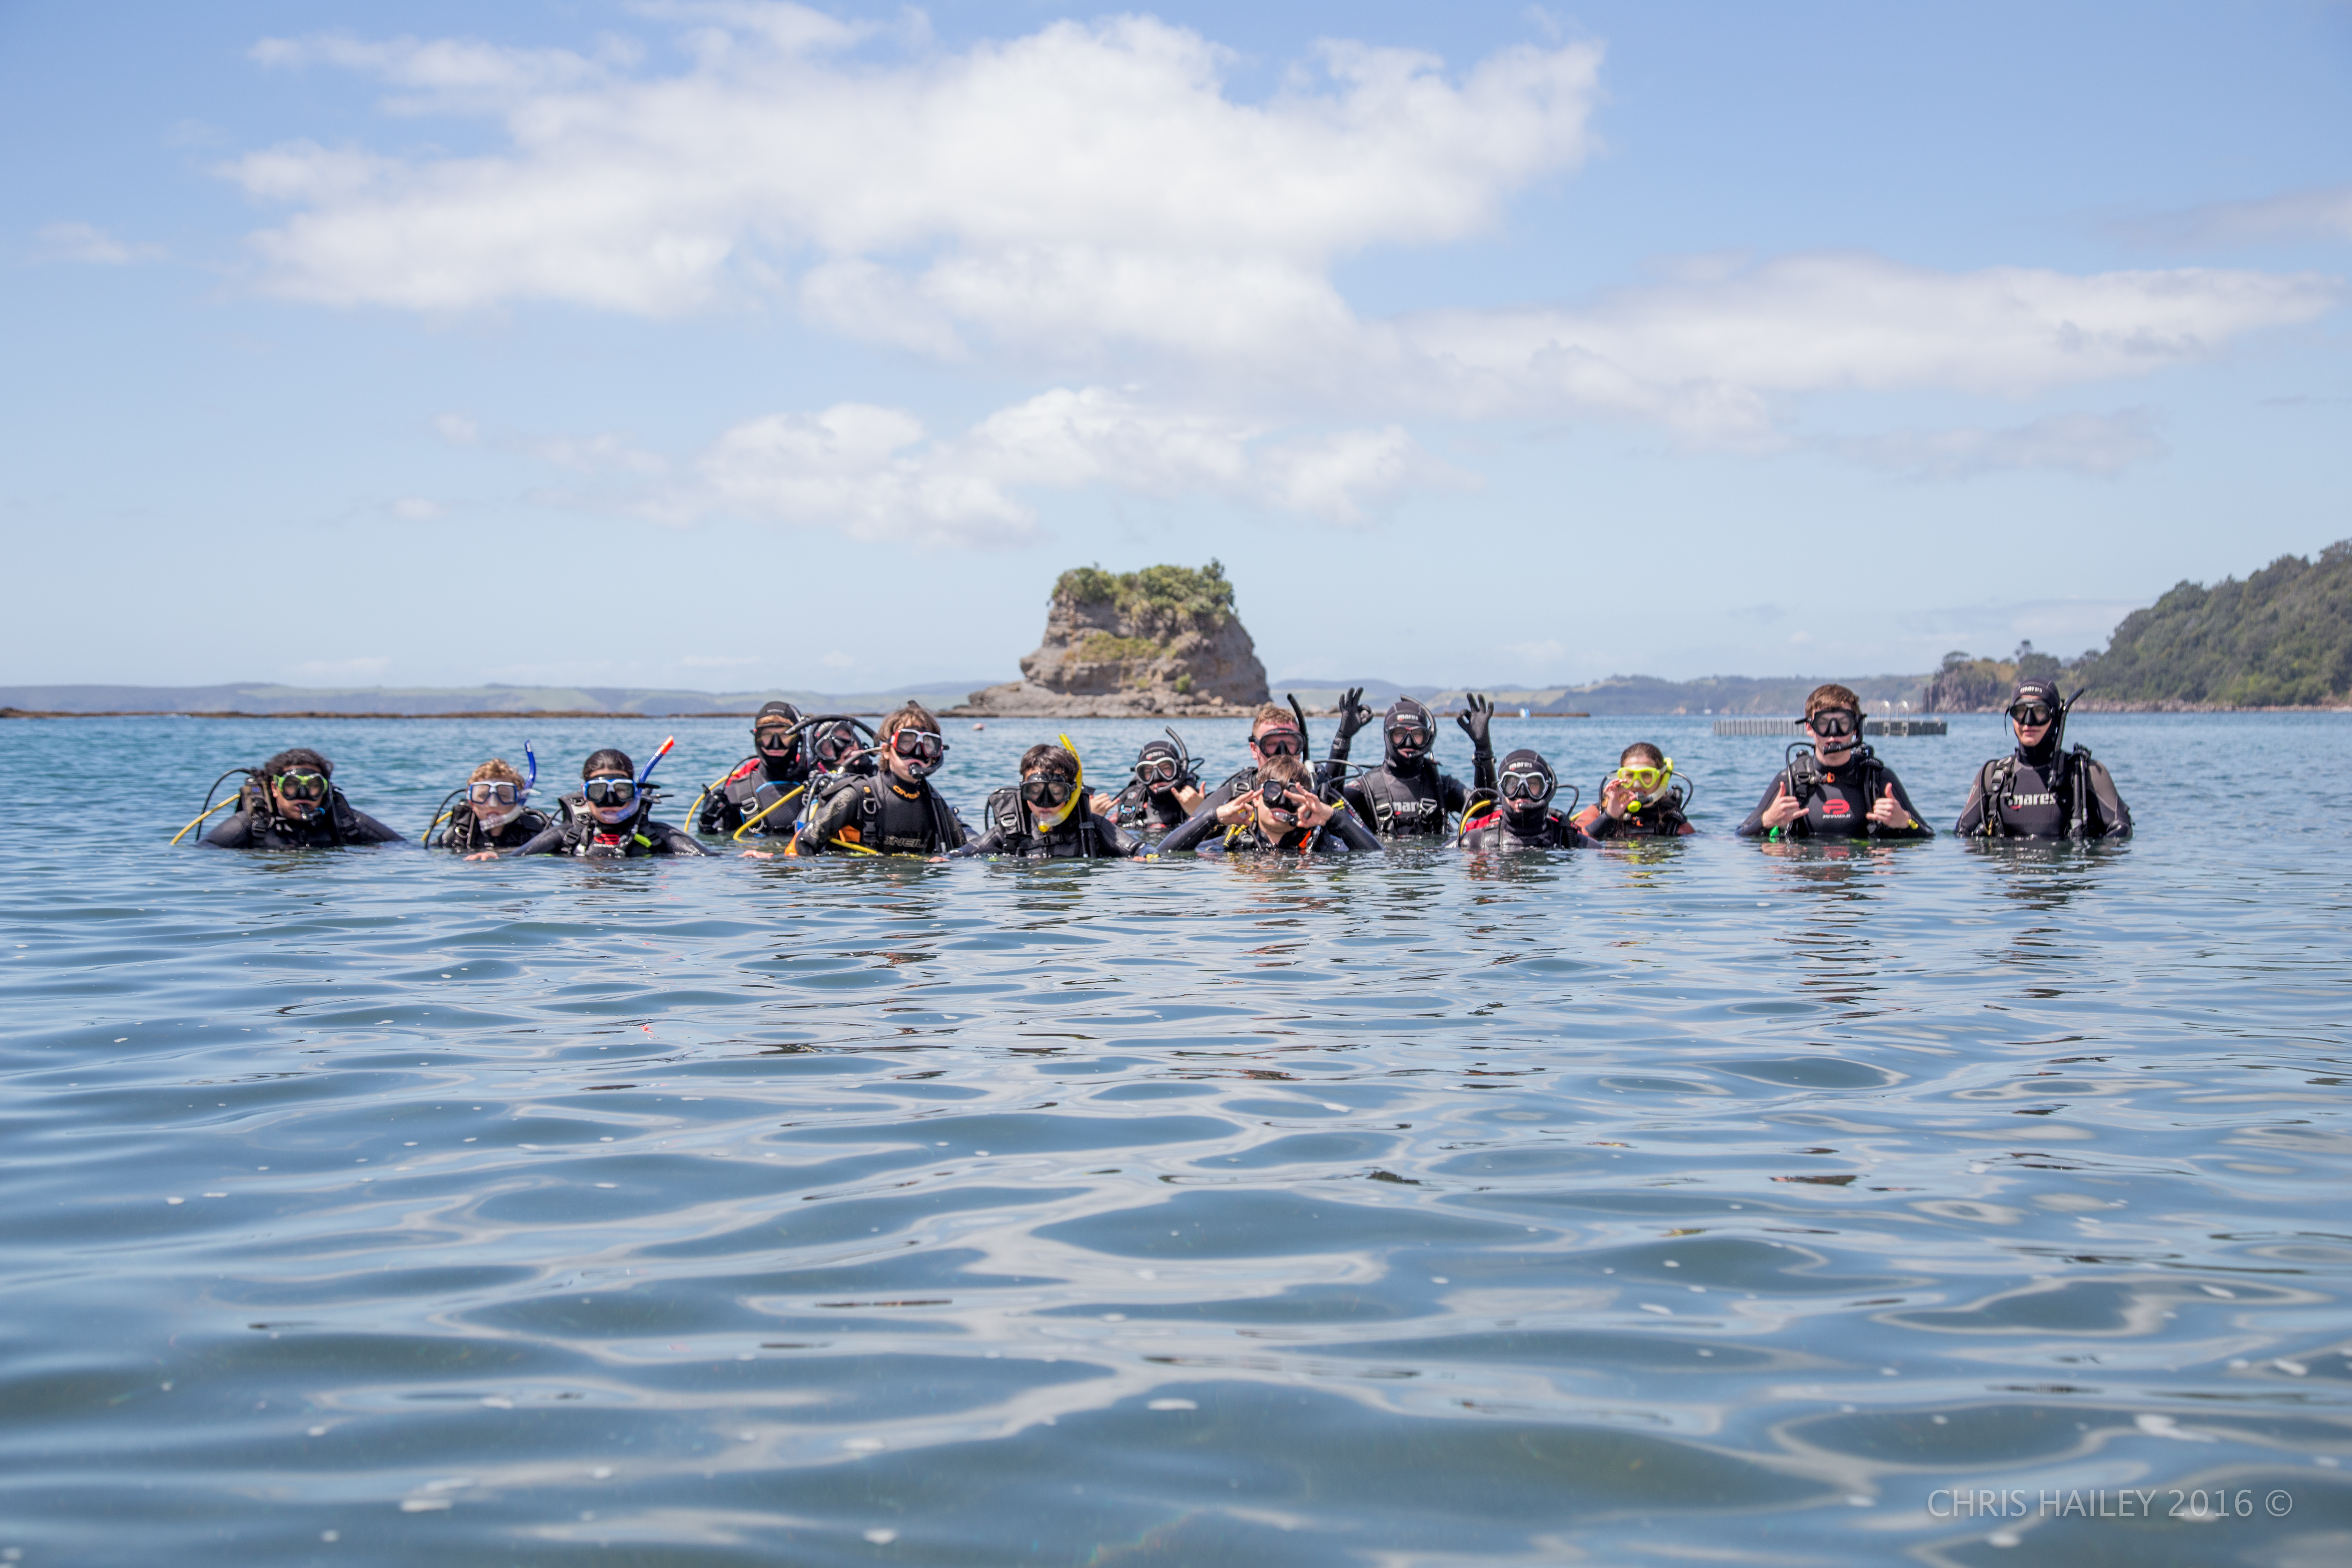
[2071, 541, 2352, 707]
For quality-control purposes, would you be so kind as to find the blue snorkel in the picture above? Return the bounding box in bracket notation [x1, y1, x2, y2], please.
[638, 736, 676, 789]
[523, 743, 538, 802]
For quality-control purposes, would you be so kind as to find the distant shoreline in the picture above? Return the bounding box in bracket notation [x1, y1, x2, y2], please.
[8, 704, 2342, 721]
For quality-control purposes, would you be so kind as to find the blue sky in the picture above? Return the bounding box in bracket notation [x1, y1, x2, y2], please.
[4, 1, 2347, 694]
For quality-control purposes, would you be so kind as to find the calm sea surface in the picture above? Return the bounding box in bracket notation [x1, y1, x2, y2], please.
[6, 713, 2351, 1566]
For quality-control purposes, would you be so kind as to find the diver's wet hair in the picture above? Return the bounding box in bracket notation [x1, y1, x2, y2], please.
[1257, 753, 1308, 787]
[1021, 744, 1078, 780]
[582, 748, 634, 778]
[881, 702, 940, 740]
[1619, 741, 1664, 768]
[1250, 702, 1293, 734]
[1805, 684, 1861, 721]
[470, 757, 524, 786]
[262, 747, 332, 779]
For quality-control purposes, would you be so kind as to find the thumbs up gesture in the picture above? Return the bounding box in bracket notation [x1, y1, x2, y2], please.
[1867, 782, 1911, 829]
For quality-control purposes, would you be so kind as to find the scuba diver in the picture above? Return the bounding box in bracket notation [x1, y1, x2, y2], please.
[485, 745, 707, 859]
[1092, 729, 1204, 835]
[1336, 693, 1498, 838]
[695, 701, 814, 839]
[197, 748, 403, 849]
[1737, 684, 1932, 841]
[433, 757, 551, 853]
[793, 703, 970, 856]
[1159, 753, 1382, 856]
[1576, 742, 1698, 840]
[1954, 678, 2132, 840]
[1460, 749, 1595, 850]
[957, 741, 1144, 859]
[1191, 702, 1330, 817]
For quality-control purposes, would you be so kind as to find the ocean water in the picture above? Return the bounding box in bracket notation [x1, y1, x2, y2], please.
[5, 712, 2351, 1566]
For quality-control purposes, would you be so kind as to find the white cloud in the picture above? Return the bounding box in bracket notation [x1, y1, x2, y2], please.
[219, 6, 2342, 467]
[543, 386, 1456, 545]
[433, 412, 480, 444]
[2145, 183, 2352, 247]
[224, 9, 1601, 317]
[390, 496, 446, 520]
[32, 222, 165, 265]
[1829, 409, 2167, 481]
[1384, 256, 2336, 434]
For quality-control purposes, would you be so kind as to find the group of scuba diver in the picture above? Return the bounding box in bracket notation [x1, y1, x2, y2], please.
[180, 676, 2129, 860]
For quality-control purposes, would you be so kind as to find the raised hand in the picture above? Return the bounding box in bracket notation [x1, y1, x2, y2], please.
[1334, 687, 1373, 742]
[1215, 789, 1261, 827]
[1600, 779, 1633, 821]
[1292, 791, 1337, 828]
[1867, 782, 1912, 829]
[1759, 781, 1806, 830]
[1457, 692, 1495, 747]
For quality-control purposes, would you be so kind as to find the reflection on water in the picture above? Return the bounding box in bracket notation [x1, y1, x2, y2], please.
[1, 714, 2349, 1565]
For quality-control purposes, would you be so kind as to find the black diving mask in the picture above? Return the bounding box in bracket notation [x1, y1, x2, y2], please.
[1497, 767, 1553, 804]
[2006, 702, 2055, 728]
[1259, 778, 1307, 822]
[1251, 728, 1303, 760]
[1387, 722, 1432, 760]
[755, 727, 796, 754]
[1808, 710, 1862, 740]
[1021, 774, 1075, 809]
[889, 730, 946, 770]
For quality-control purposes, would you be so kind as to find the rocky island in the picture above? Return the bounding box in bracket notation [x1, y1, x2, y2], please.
[950, 562, 1271, 718]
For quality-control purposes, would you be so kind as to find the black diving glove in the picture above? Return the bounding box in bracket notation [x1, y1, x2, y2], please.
[1334, 687, 1373, 743]
[1458, 692, 1495, 751]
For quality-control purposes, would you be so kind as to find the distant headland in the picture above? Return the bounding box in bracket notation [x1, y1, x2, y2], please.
[7, 541, 2343, 719]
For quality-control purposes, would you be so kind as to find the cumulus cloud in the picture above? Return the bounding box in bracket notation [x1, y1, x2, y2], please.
[219, 5, 2342, 475]
[546, 386, 1458, 545]
[226, 9, 1599, 320]
[1827, 409, 2167, 482]
[32, 222, 165, 265]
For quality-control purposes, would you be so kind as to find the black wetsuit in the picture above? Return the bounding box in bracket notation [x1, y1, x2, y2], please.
[697, 754, 813, 839]
[1955, 746, 2132, 840]
[796, 773, 969, 856]
[1158, 800, 1381, 856]
[1735, 747, 1932, 840]
[203, 788, 402, 849]
[508, 799, 708, 858]
[1102, 777, 1195, 836]
[440, 805, 552, 853]
[1342, 754, 1495, 839]
[1576, 789, 1696, 841]
[1460, 805, 1595, 850]
[953, 790, 1143, 859]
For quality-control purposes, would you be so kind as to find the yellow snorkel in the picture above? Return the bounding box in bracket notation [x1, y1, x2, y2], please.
[1028, 735, 1085, 833]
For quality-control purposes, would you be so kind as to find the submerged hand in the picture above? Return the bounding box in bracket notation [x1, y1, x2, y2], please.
[464, 850, 499, 861]
[1458, 693, 1494, 747]
[1759, 782, 1805, 830]
[1868, 783, 1913, 829]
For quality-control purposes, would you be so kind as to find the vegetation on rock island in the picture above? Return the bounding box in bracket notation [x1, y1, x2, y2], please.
[1054, 561, 1236, 623]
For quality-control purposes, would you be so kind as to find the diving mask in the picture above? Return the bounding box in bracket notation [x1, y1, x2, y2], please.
[582, 777, 640, 809]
